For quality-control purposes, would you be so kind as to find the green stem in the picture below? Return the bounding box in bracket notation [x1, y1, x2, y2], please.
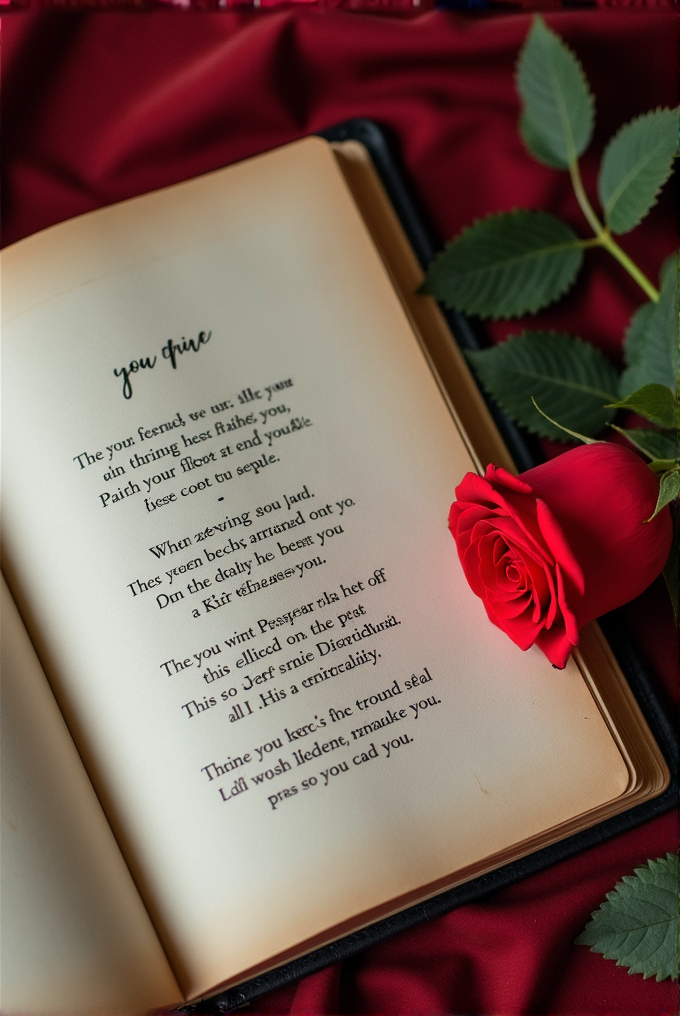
[569, 160, 660, 304]
[599, 233, 661, 304]
[569, 160, 602, 237]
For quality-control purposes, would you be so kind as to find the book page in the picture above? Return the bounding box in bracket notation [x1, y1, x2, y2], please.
[0, 581, 182, 1011]
[2, 137, 629, 999]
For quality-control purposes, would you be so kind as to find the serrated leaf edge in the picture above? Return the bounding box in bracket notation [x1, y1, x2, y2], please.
[518, 111, 568, 170]
[607, 383, 677, 429]
[516, 15, 595, 167]
[575, 854, 680, 982]
[422, 209, 584, 320]
[600, 107, 679, 234]
[492, 332, 619, 401]
[466, 332, 618, 441]
[622, 301, 656, 369]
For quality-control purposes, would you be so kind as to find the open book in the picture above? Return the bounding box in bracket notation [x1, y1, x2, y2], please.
[1, 135, 670, 1012]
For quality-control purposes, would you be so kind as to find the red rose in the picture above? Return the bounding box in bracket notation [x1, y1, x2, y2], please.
[449, 444, 673, 669]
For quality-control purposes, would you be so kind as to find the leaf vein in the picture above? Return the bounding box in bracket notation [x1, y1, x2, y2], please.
[506, 368, 614, 399]
[605, 136, 674, 220]
[454, 241, 582, 277]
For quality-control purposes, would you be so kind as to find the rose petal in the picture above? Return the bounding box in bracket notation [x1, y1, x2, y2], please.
[485, 463, 533, 495]
[535, 622, 576, 670]
[478, 515, 551, 568]
[449, 446, 671, 670]
[522, 444, 672, 625]
[535, 498, 584, 596]
[488, 603, 542, 650]
[555, 564, 580, 647]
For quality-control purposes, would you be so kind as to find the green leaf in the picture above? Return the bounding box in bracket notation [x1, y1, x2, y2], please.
[648, 468, 680, 521]
[519, 112, 567, 170]
[664, 514, 680, 626]
[608, 383, 677, 429]
[575, 854, 680, 981]
[623, 302, 657, 368]
[648, 459, 678, 475]
[517, 15, 594, 169]
[531, 397, 600, 444]
[466, 332, 619, 441]
[421, 211, 584, 319]
[620, 254, 679, 397]
[659, 251, 678, 286]
[610, 426, 678, 462]
[598, 108, 679, 235]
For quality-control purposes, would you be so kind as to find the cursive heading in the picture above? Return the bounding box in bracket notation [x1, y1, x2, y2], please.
[114, 331, 212, 399]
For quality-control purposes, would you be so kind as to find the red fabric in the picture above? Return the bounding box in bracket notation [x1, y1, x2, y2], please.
[2, 10, 678, 1013]
[449, 446, 672, 668]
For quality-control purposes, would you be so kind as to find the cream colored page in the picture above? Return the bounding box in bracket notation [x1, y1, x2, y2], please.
[2, 138, 628, 998]
[0, 581, 182, 1012]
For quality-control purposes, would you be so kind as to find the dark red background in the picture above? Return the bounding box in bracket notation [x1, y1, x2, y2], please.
[2, 10, 678, 1014]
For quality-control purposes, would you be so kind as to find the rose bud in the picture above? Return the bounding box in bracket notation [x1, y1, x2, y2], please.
[449, 443, 673, 669]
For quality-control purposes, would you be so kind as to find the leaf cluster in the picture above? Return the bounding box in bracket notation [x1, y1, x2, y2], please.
[421, 15, 680, 622]
[575, 854, 679, 982]
[422, 17, 678, 320]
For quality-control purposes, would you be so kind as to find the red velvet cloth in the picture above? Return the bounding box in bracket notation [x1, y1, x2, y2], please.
[3, 10, 678, 1014]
